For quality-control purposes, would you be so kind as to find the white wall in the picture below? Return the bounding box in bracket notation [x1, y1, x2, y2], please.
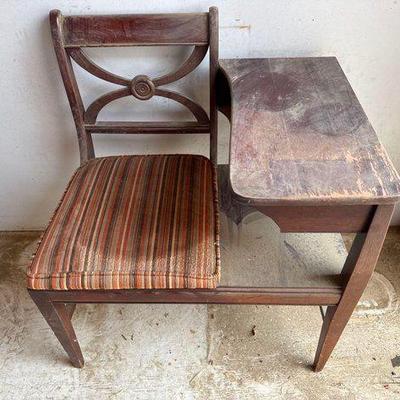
[1, 0, 400, 230]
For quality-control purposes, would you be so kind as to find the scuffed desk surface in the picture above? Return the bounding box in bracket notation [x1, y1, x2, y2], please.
[219, 57, 400, 205]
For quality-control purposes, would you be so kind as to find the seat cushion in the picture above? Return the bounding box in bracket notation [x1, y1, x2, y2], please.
[27, 155, 220, 290]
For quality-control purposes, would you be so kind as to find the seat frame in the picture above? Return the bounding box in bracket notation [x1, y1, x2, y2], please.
[29, 7, 393, 372]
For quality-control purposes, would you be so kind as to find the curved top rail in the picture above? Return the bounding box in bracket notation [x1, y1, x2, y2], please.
[61, 13, 209, 47]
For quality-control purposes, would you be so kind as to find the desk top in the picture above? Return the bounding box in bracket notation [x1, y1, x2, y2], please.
[219, 57, 400, 205]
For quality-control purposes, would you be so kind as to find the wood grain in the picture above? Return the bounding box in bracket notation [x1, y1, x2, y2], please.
[50, 9, 217, 164]
[209, 6, 219, 164]
[314, 204, 394, 371]
[62, 13, 209, 47]
[85, 121, 210, 134]
[30, 288, 341, 306]
[219, 57, 400, 205]
[42, 12, 395, 372]
[30, 291, 84, 368]
[50, 10, 94, 163]
[218, 164, 375, 232]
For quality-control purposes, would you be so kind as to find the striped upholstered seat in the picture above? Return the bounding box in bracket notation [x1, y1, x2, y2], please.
[27, 155, 220, 290]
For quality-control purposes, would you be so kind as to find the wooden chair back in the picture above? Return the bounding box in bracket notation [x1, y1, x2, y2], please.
[49, 8, 219, 164]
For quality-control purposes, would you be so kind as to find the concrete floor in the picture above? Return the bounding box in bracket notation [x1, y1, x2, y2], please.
[1, 213, 400, 399]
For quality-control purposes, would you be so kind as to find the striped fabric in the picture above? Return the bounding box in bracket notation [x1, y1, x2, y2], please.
[27, 155, 220, 290]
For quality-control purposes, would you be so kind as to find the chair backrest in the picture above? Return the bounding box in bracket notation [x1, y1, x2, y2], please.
[49, 8, 219, 165]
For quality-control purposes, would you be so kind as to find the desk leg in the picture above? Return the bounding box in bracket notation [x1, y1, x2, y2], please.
[313, 204, 394, 371]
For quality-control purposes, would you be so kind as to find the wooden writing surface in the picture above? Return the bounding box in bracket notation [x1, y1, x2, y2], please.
[219, 57, 400, 205]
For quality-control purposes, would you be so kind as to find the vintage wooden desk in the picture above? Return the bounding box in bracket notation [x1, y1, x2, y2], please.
[28, 8, 400, 372]
[216, 57, 400, 371]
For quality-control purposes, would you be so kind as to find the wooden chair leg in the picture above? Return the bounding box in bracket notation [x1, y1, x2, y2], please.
[29, 290, 84, 368]
[313, 204, 394, 372]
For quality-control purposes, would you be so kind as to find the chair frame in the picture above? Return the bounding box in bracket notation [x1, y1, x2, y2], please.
[29, 7, 392, 372]
[30, 7, 220, 369]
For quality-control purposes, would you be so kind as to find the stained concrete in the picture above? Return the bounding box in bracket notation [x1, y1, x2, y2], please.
[1, 215, 400, 399]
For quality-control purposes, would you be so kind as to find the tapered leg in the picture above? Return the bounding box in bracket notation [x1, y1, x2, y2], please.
[29, 290, 84, 368]
[313, 204, 394, 371]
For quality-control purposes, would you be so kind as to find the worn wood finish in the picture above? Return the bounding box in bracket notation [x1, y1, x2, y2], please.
[83, 88, 209, 125]
[209, 7, 219, 164]
[37, 12, 399, 371]
[218, 164, 254, 224]
[72, 42, 210, 125]
[62, 13, 209, 47]
[218, 57, 400, 205]
[85, 121, 210, 134]
[216, 58, 399, 371]
[32, 8, 220, 369]
[50, 10, 94, 163]
[256, 205, 375, 233]
[154, 88, 210, 122]
[50, 9, 218, 164]
[154, 45, 209, 86]
[29, 291, 83, 368]
[29, 287, 341, 306]
[313, 204, 394, 371]
[68, 48, 130, 85]
[218, 163, 375, 232]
